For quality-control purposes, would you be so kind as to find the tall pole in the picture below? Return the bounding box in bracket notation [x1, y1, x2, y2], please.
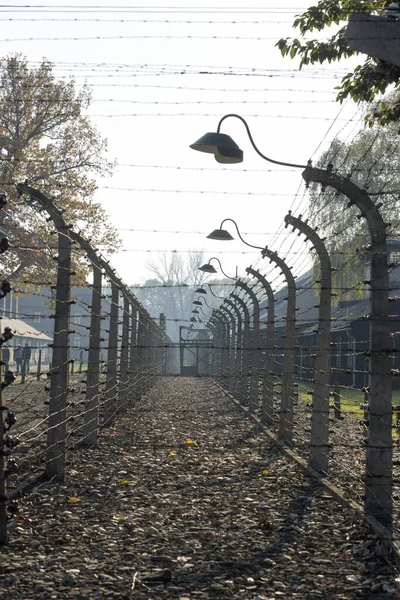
[261, 247, 297, 444]
[303, 165, 392, 528]
[103, 281, 120, 426]
[129, 306, 138, 405]
[220, 305, 236, 394]
[47, 218, 71, 479]
[246, 267, 276, 425]
[83, 261, 103, 446]
[17, 185, 72, 481]
[285, 212, 332, 474]
[0, 192, 12, 543]
[208, 315, 221, 381]
[136, 313, 145, 399]
[231, 293, 251, 407]
[207, 321, 217, 379]
[214, 310, 230, 389]
[118, 295, 130, 413]
[225, 299, 243, 399]
[236, 280, 260, 412]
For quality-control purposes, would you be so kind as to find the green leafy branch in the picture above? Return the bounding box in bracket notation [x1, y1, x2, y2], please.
[276, 1, 400, 126]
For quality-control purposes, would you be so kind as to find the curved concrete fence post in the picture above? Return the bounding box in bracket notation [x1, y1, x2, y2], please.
[236, 280, 260, 413]
[246, 267, 276, 425]
[261, 247, 297, 444]
[285, 211, 332, 475]
[303, 165, 392, 527]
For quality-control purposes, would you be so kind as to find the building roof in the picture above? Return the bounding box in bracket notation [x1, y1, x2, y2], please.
[259, 257, 400, 335]
[260, 269, 320, 330]
[0, 317, 52, 342]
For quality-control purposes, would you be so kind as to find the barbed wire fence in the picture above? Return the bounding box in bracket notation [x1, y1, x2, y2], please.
[195, 158, 400, 555]
[0, 183, 166, 544]
[1, 157, 400, 558]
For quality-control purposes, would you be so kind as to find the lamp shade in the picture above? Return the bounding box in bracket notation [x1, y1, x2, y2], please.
[192, 309, 199, 314]
[207, 229, 234, 241]
[215, 145, 243, 164]
[190, 317, 197, 322]
[190, 132, 243, 164]
[193, 300, 202, 305]
[195, 287, 207, 294]
[199, 263, 217, 273]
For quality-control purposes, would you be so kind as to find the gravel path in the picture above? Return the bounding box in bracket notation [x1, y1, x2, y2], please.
[1, 376, 400, 599]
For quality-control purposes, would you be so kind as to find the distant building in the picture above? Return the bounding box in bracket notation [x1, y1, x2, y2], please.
[0, 317, 52, 365]
[5, 286, 112, 363]
[258, 239, 400, 389]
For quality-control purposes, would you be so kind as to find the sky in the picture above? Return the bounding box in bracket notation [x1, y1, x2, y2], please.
[1, 1, 364, 287]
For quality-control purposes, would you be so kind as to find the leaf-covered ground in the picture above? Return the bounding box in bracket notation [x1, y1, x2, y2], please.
[1, 377, 400, 599]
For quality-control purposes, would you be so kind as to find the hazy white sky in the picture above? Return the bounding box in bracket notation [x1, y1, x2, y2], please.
[2, 1, 363, 285]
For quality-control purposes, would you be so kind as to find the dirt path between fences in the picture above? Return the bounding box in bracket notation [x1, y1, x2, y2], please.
[1, 376, 399, 599]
